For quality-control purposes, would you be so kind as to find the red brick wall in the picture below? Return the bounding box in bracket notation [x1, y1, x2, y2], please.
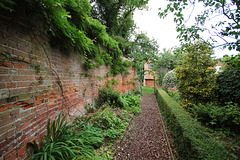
[0, 19, 139, 160]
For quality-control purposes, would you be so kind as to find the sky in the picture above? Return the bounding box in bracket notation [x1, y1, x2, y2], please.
[133, 0, 239, 58]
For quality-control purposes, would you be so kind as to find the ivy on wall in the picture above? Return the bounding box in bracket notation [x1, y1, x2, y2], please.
[0, 0, 132, 75]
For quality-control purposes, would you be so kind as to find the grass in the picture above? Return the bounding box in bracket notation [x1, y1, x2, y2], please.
[142, 86, 155, 95]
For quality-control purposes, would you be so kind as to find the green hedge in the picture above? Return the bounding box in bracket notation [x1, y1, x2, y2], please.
[156, 89, 235, 160]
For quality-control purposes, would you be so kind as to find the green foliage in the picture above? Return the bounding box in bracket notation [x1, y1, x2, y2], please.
[97, 87, 122, 107]
[1, 0, 132, 75]
[27, 114, 83, 160]
[165, 87, 181, 102]
[152, 47, 183, 70]
[85, 104, 97, 113]
[192, 103, 227, 126]
[156, 89, 235, 160]
[156, 69, 167, 86]
[73, 103, 134, 159]
[222, 54, 240, 69]
[119, 95, 142, 115]
[159, 0, 240, 51]
[192, 102, 240, 127]
[129, 33, 159, 84]
[224, 102, 240, 126]
[162, 69, 177, 88]
[97, 87, 142, 114]
[175, 42, 217, 110]
[216, 66, 240, 105]
[91, 0, 148, 38]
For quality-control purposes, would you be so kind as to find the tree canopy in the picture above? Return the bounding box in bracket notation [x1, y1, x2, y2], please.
[159, 0, 240, 51]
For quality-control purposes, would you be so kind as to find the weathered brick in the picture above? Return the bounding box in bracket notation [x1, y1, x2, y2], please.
[0, 128, 15, 142]
[0, 116, 15, 128]
[0, 110, 9, 120]
[0, 44, 13, 55]
[0, 75, 12, 81]
[17, 119, 31, 132]
[3, 147, 16, 160]
[0, 82, 5, 89]
[18, 69, 34, 76]
[17, 144, 27, 159]
[0, 67, 9, 74]
[0, 122, 15, 136]
[13, 62, 29, 69]
[0, 104, 12, 112]
[13, 49, 28, 58]
[13, 76, 28, 81]
[7, 82, 16, 89]
[9, 88, 28, 96]
[19, 113, 34, 123]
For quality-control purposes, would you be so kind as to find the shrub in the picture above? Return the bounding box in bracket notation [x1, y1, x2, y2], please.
[192, 103, 227, 126]
[167, 87, 181, 102]
[97, 87, 122, 108]
[27, 114, 83, 160]
[224, 102, 240, 126]
[175, 42, 217, 110]
[191, 102, 240, 129]
[216, 66, 240, 105]
[157, 69, 167, 86]
[156, 89, 234, 159]
[119, 95, 142, 115]
[162, 69, 177, 88]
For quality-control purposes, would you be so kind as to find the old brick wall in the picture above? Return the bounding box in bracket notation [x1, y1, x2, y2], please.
[0, 19, 139, 160]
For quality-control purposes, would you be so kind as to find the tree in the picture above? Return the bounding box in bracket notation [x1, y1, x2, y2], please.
[152, 47, 183, 70]
[151, 47, 183, 86]
[91, 0, 148, 38]
[129, 33, 159, 84]
[175, 41, 217, 110]
[91, 0, 149, 55]
[159, 0, 240, 51]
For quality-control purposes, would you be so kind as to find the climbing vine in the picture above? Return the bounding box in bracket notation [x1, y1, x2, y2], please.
[0, 0, 131, 75]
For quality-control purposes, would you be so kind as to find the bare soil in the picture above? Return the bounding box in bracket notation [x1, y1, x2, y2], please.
[115, 94, 176, 160]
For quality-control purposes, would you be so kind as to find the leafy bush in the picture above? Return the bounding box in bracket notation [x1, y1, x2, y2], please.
[85, 104, 97, 113]
[175, 42, 217, 110]
[119, 95, 142, 115]
[156, 69, 167, 86]
[167, 87, 181, 102]
[97, 87, 122, 108]
[192, 103, 227, 126]
[98, 87, 142, 115]
[216, 66, 240, 105]
[27, 114, 83, 160]
[156, 89, 234, 159]
[224, 102, 240, 126]
[162, 69, 177, 88]
[191, 102, 240, 129]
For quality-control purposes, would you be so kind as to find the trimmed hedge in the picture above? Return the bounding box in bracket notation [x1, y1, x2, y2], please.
[156, 89, 235, 160]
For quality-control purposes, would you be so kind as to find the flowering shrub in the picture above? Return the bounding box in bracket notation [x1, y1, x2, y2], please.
[167, 87, 180, 102]
[162, 69, 177, 88]
[160, 86, 181, 102]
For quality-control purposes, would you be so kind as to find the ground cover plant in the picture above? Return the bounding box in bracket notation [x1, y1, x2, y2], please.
[27, 90, 142, 160]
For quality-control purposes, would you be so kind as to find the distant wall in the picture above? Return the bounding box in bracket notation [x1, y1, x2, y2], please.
[0, 18, 139, 160]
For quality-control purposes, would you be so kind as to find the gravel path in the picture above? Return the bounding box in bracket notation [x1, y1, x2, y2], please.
[115, 94, 174, 160]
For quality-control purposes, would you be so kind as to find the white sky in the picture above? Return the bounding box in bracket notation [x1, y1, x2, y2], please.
[133, 0, 239, 58]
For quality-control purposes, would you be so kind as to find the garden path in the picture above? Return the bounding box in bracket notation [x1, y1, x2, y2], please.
[115, 94, 175, 159]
